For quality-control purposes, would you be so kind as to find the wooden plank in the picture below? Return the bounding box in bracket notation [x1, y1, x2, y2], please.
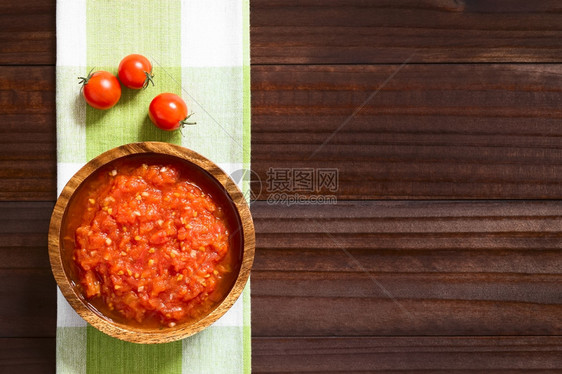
[253, 336, 562, 373]
[0, 202, 52, 269]
[252, 64, 562, 199]
[251, 201, 562, 336]
[251, 0, 562, 64]
[0, 66, 55, 201]
[0, 0, 55, 65]
[0, 202, 55, 337]
[5, 0, 562, 65]
[0, 269, 56, 338]
[0, 338, 55, 373]
[252, 271, 561, 336]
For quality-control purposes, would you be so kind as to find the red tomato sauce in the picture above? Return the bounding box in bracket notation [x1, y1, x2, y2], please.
[69, 159, 237, 327]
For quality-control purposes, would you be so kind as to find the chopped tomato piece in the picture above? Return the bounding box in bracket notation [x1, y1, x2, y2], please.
[73, 162, 234, 327]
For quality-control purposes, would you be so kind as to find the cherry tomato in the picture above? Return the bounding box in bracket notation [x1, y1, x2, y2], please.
[118, 54, 154, 89]
[78, 70, 121, 110]
[148, 93, 195, 131]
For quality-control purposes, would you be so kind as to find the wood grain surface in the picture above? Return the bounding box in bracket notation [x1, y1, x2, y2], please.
[0, 338, 55, 373]
[252, 0, 562, 64]
[5, 0, 562, 65]
[252, 336, 562, 373]
[251, 201, 561, 336]
[252, 64, 562, 199]
[0, 0, 55, 65]
[0, 67, 55, 200]
[1, 0, 561, 372]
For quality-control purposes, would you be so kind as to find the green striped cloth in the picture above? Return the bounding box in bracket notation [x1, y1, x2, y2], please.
[55, 1, 251, 372]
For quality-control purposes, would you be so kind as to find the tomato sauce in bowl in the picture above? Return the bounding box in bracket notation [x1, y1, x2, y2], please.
[61, 155, 242, 329]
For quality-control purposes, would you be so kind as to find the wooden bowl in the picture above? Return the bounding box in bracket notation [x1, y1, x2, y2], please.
[48, 142, 255, 344]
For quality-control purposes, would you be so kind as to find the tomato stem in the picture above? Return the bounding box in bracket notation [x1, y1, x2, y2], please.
[143, 71, 155, 89]
[180, 112, 197, 127]
[77, 68, 95, 90]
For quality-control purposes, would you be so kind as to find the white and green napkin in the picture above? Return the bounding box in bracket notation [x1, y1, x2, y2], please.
[56, 0, 251, 372]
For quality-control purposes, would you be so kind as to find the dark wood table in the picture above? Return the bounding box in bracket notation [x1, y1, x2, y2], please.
[1, 0, 561, 372]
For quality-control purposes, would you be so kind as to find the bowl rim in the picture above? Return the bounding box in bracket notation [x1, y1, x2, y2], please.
[48, 141, 255, 344]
